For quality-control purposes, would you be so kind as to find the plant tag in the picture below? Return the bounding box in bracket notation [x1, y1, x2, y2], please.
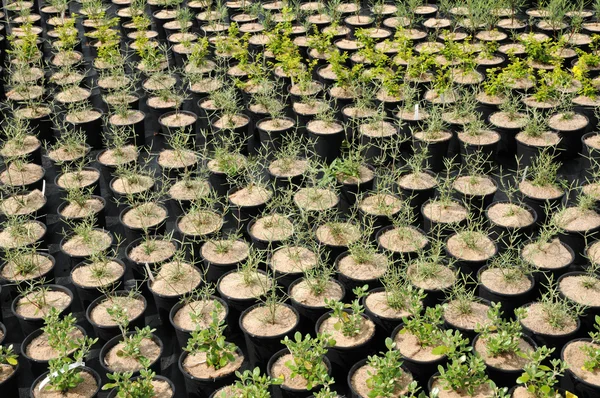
[522, 166, 528, 183]
[42, 180, 46, 196]
[414, 104, 419, 119]
[144, 263, 154, 282]
[38, 361, 85, 391]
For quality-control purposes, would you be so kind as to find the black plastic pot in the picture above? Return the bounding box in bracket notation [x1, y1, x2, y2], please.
[227, 186, 270, 236]
[347, 358, 412, 398]
[442, 298, 492, 342]
[520, 189, 565, 226]
[59, 229, 114, 269]
[54, 167, 101, 202]
[551, 113, 589, 159]
[22, 325, 87, 376]
[247, 218, 289, 252]
[335, 251, 383, 297]
[516, 134, 560, 169]
[119, 204, 168, 244]
[391, 323, 447, 388]
[561, 338, 600, 398]
[581, 132, 600, 180]
[169, 295, 229, 349]
[485, 201, 538, 248]
[472, 333, 537, 388]
[124, 236, 179, 282]
[421, 198, 468, 237]
[70, 257, 125, 308]
[158, 110, 198, 142]
[287, 277, 346, 335]
[362, 287, 411, 350]
[338, 165, 376, 210]
[398, 171, 437, 222]
[445, 233, 497, 278]
[217, 269, 267, 335]
[306, 120, 345, 164]
[100, 332, 163, 377]
[558, 271, 600, 331]
[65, 108, 104, 150]
[0, 355, 19, 397]
[315, 311, 376, 389]
[86, 291, 147, 342]
[12, 284, 73, 337]
[200, 240, 249, 285]
[148, 264, 202, 324]
[559, 222, 600, 265]
[518, 301, 581, 360]
[256, 117, 296, 159]
[412, 133, 452, 172]
[0, 252, 55, 300]
[30, 366, 101, 398]
[267, 348, 332, 398]
[179, 348, 245, 398]
[240, 303, 300, 371]
[57, 195, 107, 231]
[477, 264, 537, 319]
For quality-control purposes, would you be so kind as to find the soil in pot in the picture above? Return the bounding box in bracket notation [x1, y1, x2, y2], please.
[376, 226, 429, 261]
[477, 265, 535, 318]
[446, 231, 496, 276]
[521, 238, 574, 280]
[421, 200, 469, 235]
[336, 251, 388, 294]
[31, 367, 100, 398]
[288, 277, 345, 332]
[102, 333, 162, 374]
[0, 189, 46, 218]
[349, 358, 414, 398]
[248, 214, 295, 250]
[562, 339, 600, 397]
[0, 219, 45, 250]
[87, 293, 146, 342]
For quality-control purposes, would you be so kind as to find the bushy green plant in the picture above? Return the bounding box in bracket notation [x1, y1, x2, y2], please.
[280, 332, 335, 391]
[516, 346, 568, 398]
[476, 303, 524, 357]
[325, 285, 369, 337]
[184, 308, 237, 370]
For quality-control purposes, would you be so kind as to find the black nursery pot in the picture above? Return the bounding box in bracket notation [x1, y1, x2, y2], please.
[335, 251, 383, 297]
[57, 195, 107, 231]
[412, 134, 452, 173]
[558, 271, 600, 331]
[227, 187, 269, 235]
[561, 339, 600, 398]
[338, 165, 376, 210]
[149, 266, 202, 325]
[107, 375, 175, 398]
[100, 332, 164, 377]
[315, 311, 376, 388]
[247, 219, 288, 252]
[391, 323, 447, 388]
[240, 303, 300, 372]
[22, 325, 87, 376]
[217, 269, 267, 334]
[30, 366, 101, 398]
[0, 252, 55, 300]
[445, 235, 498, 278]
[179, 348, 245, 398]
[169, 296, 229, 350]
[86, 291, 147, 342]
[347, 358, 412, 398]
[70, 257, 125, 308]
[477, 264, 537, 319]
[472, 333, 538, 388]
[581, 132, 600, 180]
[200, 241, 248, 285]
[559, 225, 600, 265]
[519, 302, 581, 360]
[158, 110, 198, 142]
[0, 356, 19, 397]
[59, 229, 114, 269]
[119, 204, 168, 244]
[398, 171, 437, 222]
[267, 348, 332, 398]
[307, 122, 345, 164]
[124, 236, 179, 282]
[362, 287, 406, 349]
[485, 201, 538, 247]
[287, 277, 346, 329]
[65, 108, 104, 150]
[256, 117, 297, 159]
[12, 284, 73, 337]
[54, 166, 101, 203]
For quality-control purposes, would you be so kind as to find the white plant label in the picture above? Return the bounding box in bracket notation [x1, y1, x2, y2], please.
[38, 361, 85, 391]
[42, 180, 46, 196]
[522, 166, 528, 183]
[414, 104, 419, 119]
